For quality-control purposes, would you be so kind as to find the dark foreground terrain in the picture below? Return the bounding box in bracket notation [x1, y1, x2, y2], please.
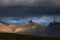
[0, 32, 60, 40]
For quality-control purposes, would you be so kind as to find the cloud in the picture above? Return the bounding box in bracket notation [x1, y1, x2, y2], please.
[1, 15, 60, 25]
[52, 0, 60, 7]
[0, 0, 57, 7]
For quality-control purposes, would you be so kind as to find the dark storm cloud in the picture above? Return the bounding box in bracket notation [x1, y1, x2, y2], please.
[0, 0, 60, 7]
[0, 6, 60, 17]
[0, 0, 60, 23]
[0, 0, 60, 16]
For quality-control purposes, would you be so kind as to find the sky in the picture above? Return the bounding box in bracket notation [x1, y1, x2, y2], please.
[0, 0, 55, 7]
[0, 0, 60, 25]
[0, 0, 60, 7]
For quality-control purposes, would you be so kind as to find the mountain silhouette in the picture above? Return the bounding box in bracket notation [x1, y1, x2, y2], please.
[45, 21, 60, 37]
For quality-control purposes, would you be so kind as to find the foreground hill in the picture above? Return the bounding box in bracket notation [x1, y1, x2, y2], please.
[0, 32, 60, 40]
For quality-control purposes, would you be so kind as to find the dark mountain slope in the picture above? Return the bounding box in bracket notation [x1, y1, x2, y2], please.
[45, 21, 60, 37]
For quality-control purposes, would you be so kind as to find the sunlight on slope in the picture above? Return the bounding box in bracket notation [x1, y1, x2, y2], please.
[14, 22, 47, 33]
[0, 23, 13, 33]
[0, 22, 47, 34]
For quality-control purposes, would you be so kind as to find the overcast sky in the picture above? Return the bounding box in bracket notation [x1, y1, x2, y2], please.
[0, 0, 60, 7]
[0, 0, 60, 25]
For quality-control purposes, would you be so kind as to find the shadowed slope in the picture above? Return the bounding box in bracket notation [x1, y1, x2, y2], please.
[0, 32, 60, 40]
[45, 22, 60, 37]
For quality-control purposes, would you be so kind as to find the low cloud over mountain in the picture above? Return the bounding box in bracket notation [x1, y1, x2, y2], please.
[0, 20, 60, 37]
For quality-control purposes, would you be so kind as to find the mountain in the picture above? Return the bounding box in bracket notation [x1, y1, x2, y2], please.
[0, 21, 47, 35]
[0, 21, 9, 25]
[45, 22, 60, 37]
[14, 22, 47, 35]
[0, 21, 16, 33]
[0, 23, 13, 33]
[0, 20, 60, 37]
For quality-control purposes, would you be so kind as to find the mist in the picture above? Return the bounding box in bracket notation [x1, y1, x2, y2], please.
[0, 15, 60, 26]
